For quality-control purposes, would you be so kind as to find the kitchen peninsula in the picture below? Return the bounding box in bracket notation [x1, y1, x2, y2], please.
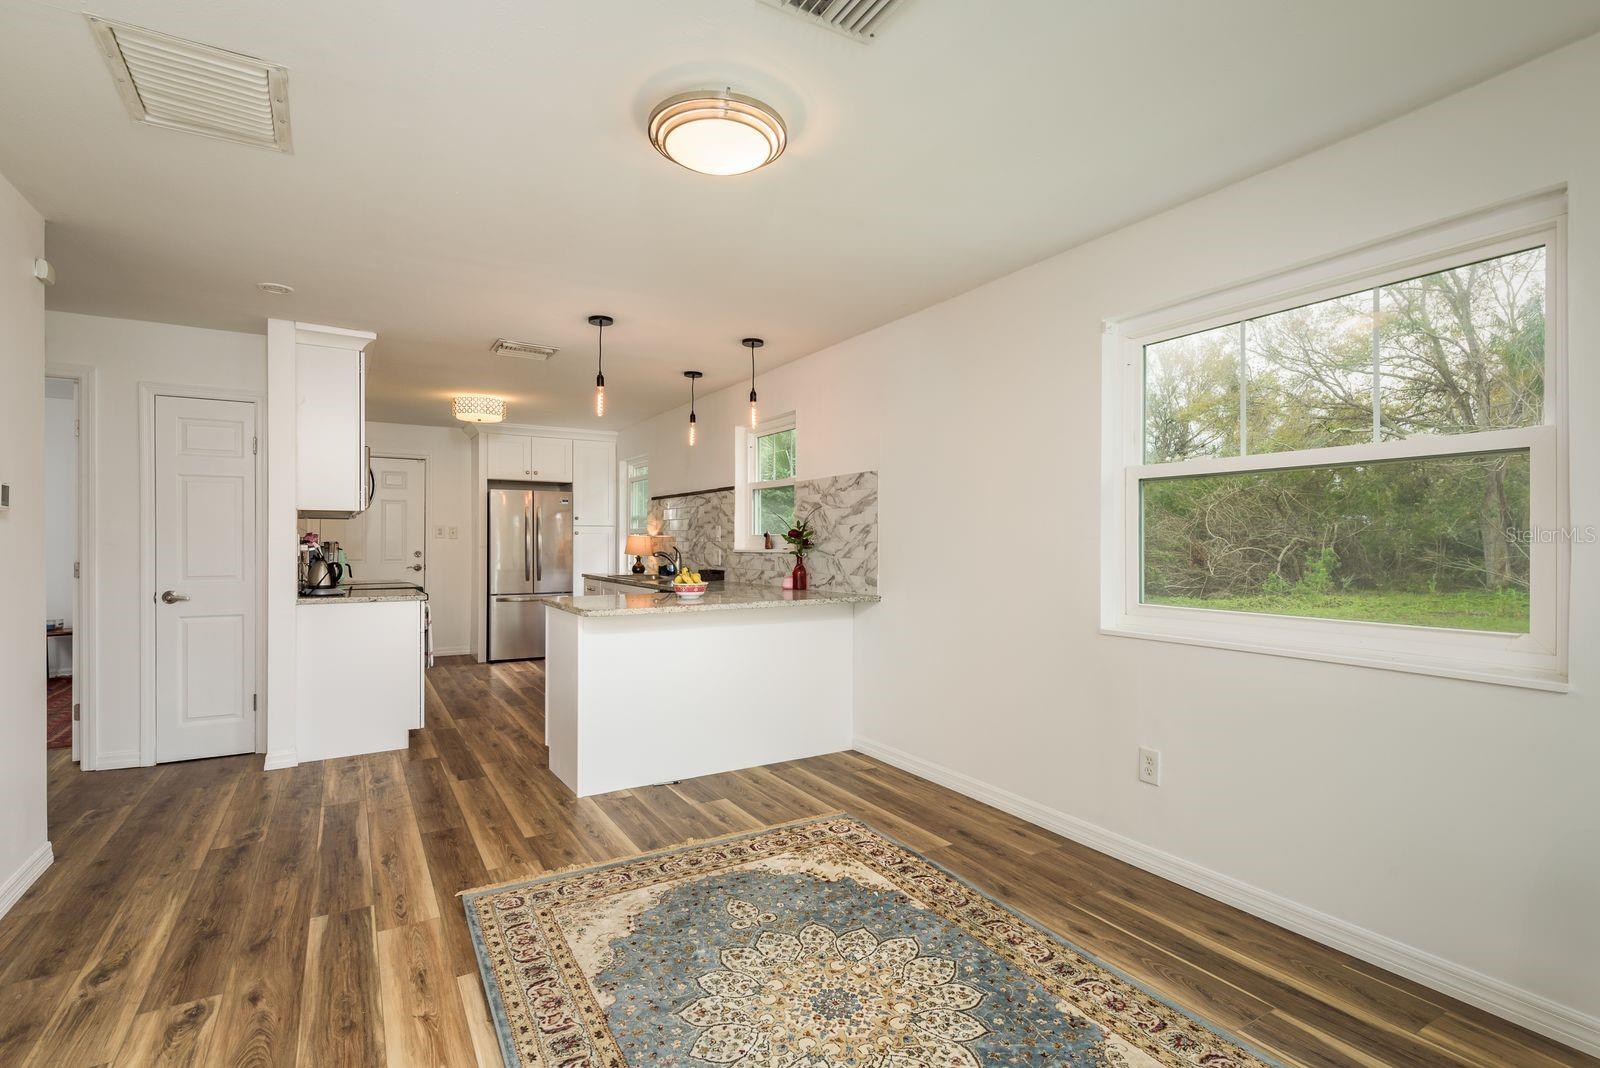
[544, 576, 878, 796]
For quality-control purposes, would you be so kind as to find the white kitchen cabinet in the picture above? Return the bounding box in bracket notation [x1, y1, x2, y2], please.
[573, 525, 617, 583]
[527, 436, 573, 481]
[296, 598, 423, 761]
[483, 432, 574, 482]
[571, 438, 616, 526]
[296, 323, 376, 517]
[483, 433, 530, 480]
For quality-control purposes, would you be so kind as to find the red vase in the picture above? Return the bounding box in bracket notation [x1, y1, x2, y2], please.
[791, 557, 809, 591]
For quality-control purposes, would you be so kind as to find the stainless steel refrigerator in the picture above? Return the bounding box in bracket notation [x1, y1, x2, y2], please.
[488, 484, 572, 660]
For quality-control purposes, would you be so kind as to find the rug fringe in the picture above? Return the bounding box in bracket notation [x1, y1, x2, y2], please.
[456, 810, 851, 898]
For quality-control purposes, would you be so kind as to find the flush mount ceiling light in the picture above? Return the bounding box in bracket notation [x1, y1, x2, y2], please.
[452, 395, 506, 424]
[648, 90, 786, 176]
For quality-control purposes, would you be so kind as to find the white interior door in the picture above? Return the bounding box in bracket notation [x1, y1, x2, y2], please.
[154, 395, 258, 762]
[329, 456, 425, 585]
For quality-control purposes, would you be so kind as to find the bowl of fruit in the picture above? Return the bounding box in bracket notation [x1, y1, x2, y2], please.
[672, 570, 709, 598]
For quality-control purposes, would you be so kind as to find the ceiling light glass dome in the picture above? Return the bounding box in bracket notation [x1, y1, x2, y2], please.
[648, 90, 786, 176]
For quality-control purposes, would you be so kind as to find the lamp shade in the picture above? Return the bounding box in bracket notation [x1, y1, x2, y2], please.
[625, 534, 653, 556]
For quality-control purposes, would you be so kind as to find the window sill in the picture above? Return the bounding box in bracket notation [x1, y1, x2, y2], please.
[1099, 623, 1568, 693]
[733, 545, 792, 555]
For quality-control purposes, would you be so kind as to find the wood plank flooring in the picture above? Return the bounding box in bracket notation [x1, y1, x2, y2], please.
[1, 655, 1590, 1067]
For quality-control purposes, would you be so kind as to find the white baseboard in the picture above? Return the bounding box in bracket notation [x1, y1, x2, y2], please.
[0, 841, 54, 920]
[852, 735, 1600, 1058]
[93, 748, 143, 770]
[432, 645, 470, 657]
[263, 747, 299, 771]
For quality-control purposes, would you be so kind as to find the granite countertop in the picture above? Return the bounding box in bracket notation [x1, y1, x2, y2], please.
[297, 584, 428, 605]
[551, 581, 879, 617]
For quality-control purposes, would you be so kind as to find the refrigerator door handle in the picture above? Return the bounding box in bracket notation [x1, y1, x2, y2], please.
[535, 506, 544, 583]
[524, 497, 533, 583]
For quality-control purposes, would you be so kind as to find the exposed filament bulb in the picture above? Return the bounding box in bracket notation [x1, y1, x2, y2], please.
[594, 380, 606, 418]
[749, 392, 759, 429]
[688, 418, 698, 447]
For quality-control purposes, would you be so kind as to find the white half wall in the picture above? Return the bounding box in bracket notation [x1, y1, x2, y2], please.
[365, 421, 474, 654]
[0, 169, 50, 917]
[620, 33, 1600, 1050]
[45, 311, 266, 767]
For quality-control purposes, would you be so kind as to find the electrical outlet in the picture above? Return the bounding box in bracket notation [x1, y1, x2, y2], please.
[1138, 747, 1162, 786]
[433, 525, 446, 538]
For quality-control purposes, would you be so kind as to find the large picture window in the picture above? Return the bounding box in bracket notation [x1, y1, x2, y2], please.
[1104, 195, 1566, 688]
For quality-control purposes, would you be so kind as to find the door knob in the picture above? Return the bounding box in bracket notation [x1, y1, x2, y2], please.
[408, 564, 423, 571]
[160, 590, 189, 604]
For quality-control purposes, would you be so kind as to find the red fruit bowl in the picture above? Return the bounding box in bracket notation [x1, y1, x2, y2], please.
[673, 583, 709, 599]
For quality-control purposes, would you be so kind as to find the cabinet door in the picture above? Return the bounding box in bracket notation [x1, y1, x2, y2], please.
[571, 439, 615, 526]
[526, 437, 573, 482]
[572, 526, 615, 583]
[296, 343, 365, 513]
[483, 433, 531, 480]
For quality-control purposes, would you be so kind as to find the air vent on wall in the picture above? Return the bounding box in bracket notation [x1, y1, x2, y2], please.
[756, 0, 909, 41]
[87, 15, 291, 152]
[491, 339, 560, 361]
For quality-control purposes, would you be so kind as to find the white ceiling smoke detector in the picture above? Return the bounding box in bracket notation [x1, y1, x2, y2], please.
[491, 339, 560, 361]
[756, 0, 911, 41]
[87, 15, 292, 152]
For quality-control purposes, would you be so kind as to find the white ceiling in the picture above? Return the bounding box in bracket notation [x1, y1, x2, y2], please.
[3, 0, 1597, 428]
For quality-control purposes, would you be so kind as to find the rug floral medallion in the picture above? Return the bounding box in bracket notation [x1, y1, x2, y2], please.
[464, 815, 1279, 1067]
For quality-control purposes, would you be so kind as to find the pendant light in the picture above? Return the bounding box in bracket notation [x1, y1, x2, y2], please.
[743, 337, 763, 429]
[588, 314, 612, 418]
[683, 370, 703, 446]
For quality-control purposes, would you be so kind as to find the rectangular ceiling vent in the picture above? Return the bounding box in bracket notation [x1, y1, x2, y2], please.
[87, 15, 291, 152]
[756, 0, 910, 41]
[491, 339, 560, 362]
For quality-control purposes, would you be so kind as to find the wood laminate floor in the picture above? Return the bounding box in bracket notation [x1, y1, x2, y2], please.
[0, 656, 1590, 1067]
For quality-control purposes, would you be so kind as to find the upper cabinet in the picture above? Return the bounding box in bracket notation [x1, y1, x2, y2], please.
[483, 432, 573, 482]
[571, 438, 616, 526]
[296, 322, 376, 517]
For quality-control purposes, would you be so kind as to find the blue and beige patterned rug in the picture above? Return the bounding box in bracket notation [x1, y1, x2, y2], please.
[464, 815, 1278, 1067]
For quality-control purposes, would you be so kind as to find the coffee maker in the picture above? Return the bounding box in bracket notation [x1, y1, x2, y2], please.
[299, 537, 346, 596]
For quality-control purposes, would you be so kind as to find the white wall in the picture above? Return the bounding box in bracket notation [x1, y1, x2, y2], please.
[365, 421, 474, 654]
[618, 34, 1600, 1048]
[43, 381, 75, 676]
[45, 311, 266, 767]
[0, 170, 50, 914]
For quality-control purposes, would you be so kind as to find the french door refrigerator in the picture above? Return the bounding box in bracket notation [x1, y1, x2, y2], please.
[488, 484, 572, 660]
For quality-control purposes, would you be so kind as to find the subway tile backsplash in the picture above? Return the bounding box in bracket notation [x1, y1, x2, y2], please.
[648, 470, 877, 593]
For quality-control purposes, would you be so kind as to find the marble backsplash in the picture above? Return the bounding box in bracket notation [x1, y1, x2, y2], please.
[647, 470, 877, 593]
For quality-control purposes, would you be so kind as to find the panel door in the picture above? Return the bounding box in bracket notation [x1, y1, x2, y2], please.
[525, 436, 573, 481]
[571, 438, 615, 526]
[327, 456, 426, 585]
[483, 433, 531, 480]
[154, 395, 258, 762]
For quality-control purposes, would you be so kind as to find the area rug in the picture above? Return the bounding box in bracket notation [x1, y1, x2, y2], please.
[464, 814, 1278, 1067]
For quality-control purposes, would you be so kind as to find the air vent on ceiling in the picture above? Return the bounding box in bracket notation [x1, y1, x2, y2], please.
[756, 0, 909, 41]
[491, 339, 560, 362]
[87, 15, 291, 152]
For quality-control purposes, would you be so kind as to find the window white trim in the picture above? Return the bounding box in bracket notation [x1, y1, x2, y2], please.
[734, 412, 797, 553]
[1100, 192, 1568, 690]
[624, 456, 649, 535]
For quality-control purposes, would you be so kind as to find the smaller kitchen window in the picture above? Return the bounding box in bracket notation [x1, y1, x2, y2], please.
[735, 414, 796, 550]
[626, 459, 649, 534]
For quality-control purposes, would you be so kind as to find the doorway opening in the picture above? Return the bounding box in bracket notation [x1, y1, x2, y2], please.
[44, 376, 77, 758]
[299, 454, 428, 588]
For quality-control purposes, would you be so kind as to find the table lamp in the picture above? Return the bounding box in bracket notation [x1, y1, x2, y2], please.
[625, 534, 653, 574]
